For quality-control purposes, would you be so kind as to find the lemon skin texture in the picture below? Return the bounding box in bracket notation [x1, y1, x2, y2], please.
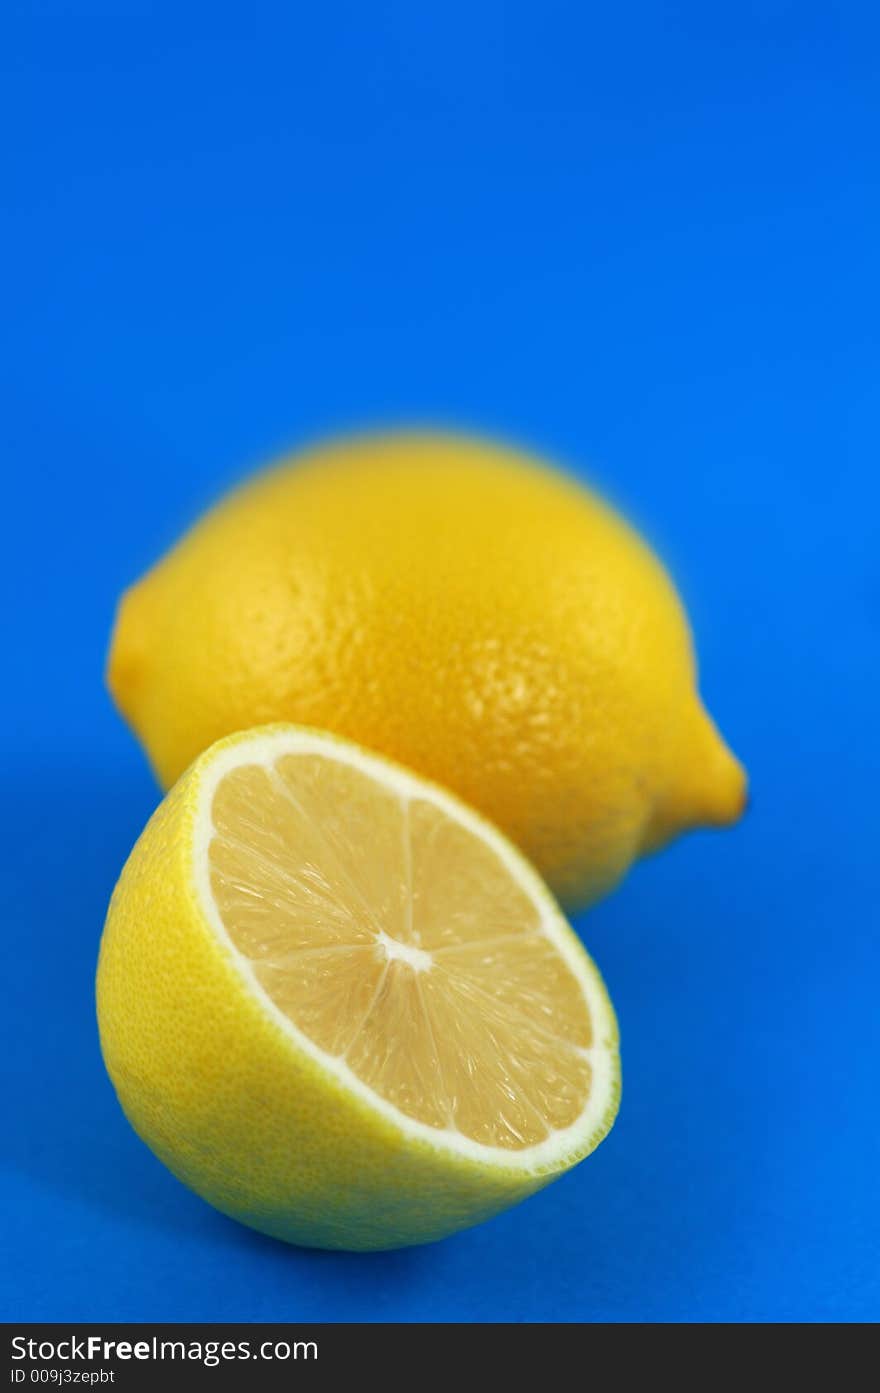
[96, 730, 621, 1252]
[108, 434, 746, 908]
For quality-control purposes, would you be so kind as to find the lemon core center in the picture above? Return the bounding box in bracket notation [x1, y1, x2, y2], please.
[375, 930, 432, 972]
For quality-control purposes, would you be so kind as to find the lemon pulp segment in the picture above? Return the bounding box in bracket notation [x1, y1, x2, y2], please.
[207, 748, 597, 1151]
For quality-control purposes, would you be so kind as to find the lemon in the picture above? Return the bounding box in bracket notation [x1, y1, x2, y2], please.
[108, 433, 746, 908]
[97, 724, 620, 1251]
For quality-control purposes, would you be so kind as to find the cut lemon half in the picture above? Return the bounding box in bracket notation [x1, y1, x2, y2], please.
[97, 725, 620, 1250]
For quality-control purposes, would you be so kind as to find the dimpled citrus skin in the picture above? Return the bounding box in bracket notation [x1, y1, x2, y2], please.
[96, 728, 620, 1252]
[108, 433, 746, 908]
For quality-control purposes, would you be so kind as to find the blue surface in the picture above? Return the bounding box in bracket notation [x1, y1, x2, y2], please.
[2, 2, 878, 1323]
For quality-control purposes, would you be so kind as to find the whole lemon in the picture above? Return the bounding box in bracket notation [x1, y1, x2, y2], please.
[108, 433, 745, 907]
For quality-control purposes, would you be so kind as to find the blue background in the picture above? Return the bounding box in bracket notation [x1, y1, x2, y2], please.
[2, 2, 878, 1323]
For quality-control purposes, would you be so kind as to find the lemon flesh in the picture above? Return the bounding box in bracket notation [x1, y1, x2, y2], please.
[97, 726, 620, 1250]
[108, 432, 747, 909]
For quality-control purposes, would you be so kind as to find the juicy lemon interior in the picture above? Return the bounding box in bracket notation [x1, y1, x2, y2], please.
[208, 753, 594, 1150]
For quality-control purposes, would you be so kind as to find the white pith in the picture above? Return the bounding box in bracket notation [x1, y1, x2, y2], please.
[374, 928, 433, 972]
[192, 728, 618, 1173]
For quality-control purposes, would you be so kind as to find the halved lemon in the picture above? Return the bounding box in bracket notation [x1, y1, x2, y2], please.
[97, 725, 620, 1250]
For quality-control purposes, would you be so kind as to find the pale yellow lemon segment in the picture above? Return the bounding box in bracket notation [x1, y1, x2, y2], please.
[208, 752, 593, 1150]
